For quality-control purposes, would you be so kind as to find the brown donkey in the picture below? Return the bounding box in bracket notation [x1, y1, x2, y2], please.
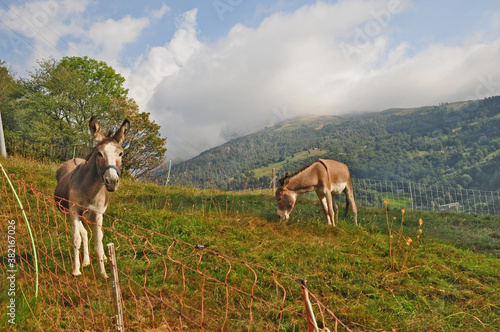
[276, 159, 357, 226]
[55, 116, 130, 277]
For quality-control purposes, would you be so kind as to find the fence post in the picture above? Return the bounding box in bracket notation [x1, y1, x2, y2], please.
[272, 168, 276, 195]
[0, 111, 6, 157]
[107, 243, 125, 332]
[301, 280, 320, 332]
[165, 159, 172, 185]
[408, 182, 414, 211]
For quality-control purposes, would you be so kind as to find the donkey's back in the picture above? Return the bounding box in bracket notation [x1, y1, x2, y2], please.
[55, 158, 85, 211]
[56, 158, 85, 182]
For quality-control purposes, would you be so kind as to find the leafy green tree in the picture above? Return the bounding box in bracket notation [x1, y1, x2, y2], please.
[112, 98, 166, 178]
[14, 56, 166, 177]
[0, 61, 23, 141]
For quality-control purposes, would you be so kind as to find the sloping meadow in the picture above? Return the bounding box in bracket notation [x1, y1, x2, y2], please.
[1, 156, 499, 331]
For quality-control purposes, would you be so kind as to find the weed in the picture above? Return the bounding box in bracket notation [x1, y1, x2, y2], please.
[384, 202, 425, 273]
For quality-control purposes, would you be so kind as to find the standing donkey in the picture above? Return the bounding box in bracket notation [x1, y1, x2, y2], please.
[55, 116, 130, 277]
[275, 159, 357, 226]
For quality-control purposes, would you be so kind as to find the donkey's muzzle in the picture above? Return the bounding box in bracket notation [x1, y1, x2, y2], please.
[102, 165, 121, 192]
[277, 209, 289, 221]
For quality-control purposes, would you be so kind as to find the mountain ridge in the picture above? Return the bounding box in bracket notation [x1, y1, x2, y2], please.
[160, 97, 500, 191]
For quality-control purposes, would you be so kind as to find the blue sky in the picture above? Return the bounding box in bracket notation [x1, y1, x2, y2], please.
[2, 1, 500, 160]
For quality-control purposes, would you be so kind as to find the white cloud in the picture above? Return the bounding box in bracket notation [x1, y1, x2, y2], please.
[147, 0, 414, 159]
[86, 16, 150, 60]
[144, 0, 500, 161]
[3, 0, 500, 162]
[148, 4, 170, 20]
[125, 9, 203, 112]
[0, 0, 88, 69]
[0, 0, 167, 75]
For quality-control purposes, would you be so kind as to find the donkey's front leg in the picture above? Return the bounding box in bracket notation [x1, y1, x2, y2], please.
[317, 190, 334, 226]
[93, 213, 108, 278]
[71, 215, 83, 276]
[79, 220, 90, 267]
[325, 191, 336, 227]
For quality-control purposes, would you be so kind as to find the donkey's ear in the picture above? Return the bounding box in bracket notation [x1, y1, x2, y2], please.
[283, 173, 290, 186]
[89, 116, 105, 142]
[113, 119, 130, 144]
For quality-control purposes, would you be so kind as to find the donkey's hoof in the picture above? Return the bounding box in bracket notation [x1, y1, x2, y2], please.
[72, 270, 82, 277]
[101, 272, 108, 279]
[82, 259, 90, 267]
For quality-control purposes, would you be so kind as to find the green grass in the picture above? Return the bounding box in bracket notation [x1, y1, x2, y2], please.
[252, 149, 328, 178]
[383, 193, 413, 210]
[1, 155, 500, 331]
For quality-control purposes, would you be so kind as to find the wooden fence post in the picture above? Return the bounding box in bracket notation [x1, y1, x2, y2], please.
[107, 243, 125, 332]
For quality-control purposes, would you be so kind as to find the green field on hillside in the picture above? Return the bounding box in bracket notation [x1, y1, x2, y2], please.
[252, 148, 328, 178]
[1, 156, 499, 331]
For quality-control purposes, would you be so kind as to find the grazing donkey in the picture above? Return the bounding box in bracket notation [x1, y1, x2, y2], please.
[276, 159, 357, 226]
[55, 116, 130, 277]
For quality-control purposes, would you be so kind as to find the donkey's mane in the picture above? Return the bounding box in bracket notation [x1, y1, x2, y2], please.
[278, 160, 319, 186]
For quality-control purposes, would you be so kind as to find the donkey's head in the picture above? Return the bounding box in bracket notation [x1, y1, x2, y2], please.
[275, 173, 297, 220]
[89, 116, 130, 192]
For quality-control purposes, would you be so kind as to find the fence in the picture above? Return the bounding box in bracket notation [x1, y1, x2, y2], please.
[350, 179, 500, 215]
[0, 164, 351, 331]
[5, 137, 91, 162]
[6, 139, 500, 216]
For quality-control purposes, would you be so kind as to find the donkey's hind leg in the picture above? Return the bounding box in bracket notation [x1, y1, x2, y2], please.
[332, 196, 339, 225]
[345, 185, 358, 225]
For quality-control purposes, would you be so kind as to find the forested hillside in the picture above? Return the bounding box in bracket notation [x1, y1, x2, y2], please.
[165, 96, 500, 191]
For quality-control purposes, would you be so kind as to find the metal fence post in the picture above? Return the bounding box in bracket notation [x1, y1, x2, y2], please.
[0, 111, 6, 157]
[301, 280, 320, 332]
[107, 243, 125, 331]
[272, 168, 276, 195]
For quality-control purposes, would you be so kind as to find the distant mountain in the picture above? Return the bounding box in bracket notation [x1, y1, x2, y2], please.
[158, 96, 500, 192]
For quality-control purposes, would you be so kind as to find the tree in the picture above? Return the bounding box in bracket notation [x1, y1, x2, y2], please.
[111, 98, 166, 178]
[0, 61, 22, 141]
[15, 56, 166, 177]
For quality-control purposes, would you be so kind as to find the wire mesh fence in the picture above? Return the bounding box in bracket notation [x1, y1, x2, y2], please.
[0, 165, 352, 331]
[5, 138, 500, 216]
[350, 179, 500, 215]
[5, 137, 92, 163]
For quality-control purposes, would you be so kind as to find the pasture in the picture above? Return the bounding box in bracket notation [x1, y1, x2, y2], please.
[1, 155, 499, 331]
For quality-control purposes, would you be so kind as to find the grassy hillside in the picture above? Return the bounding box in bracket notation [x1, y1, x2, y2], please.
[167, 96, 500, 191]
[1, 156, 500, 331]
